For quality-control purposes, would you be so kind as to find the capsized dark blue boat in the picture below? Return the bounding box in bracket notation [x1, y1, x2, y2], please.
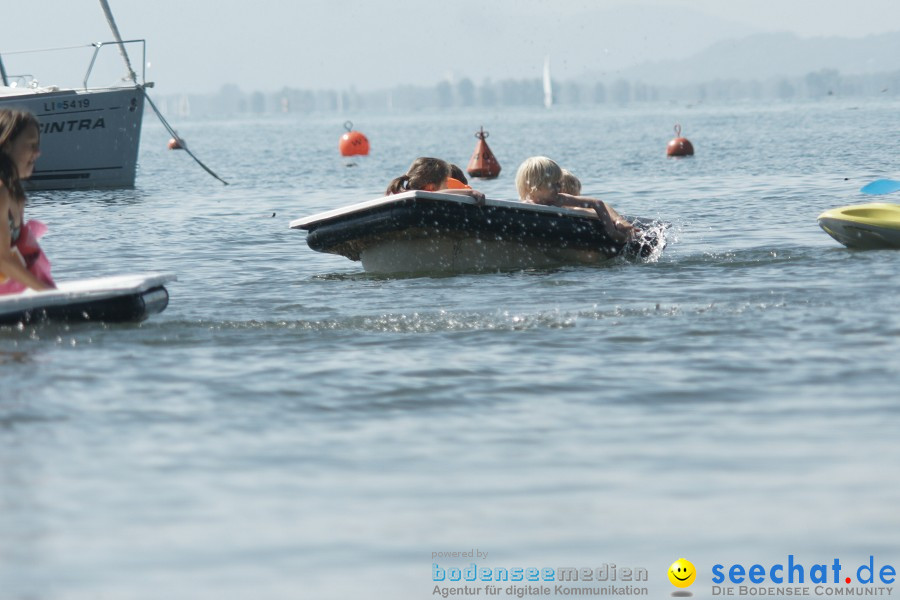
[291, 191, 666, 274]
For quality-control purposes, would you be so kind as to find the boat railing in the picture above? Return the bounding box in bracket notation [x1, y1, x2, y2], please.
[84, 39, 146, 89]
[0, 39, 146, 91]
[1, 74, 36, 89]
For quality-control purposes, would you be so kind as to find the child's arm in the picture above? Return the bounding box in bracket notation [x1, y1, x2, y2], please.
[591, 201, 635, 244]
[557, 193, 635, 243]
[439, 187, 486, 205]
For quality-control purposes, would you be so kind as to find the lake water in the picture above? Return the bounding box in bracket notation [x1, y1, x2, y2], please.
[2, 99, 899, 600]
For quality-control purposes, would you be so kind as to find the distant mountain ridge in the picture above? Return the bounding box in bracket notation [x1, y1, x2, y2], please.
[595, 32, 900, 85]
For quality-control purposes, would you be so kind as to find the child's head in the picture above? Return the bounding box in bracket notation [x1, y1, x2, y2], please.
[560, 169, 582, 195]
[0, 109, 41, 182]
[386, 157, 451, 195]
[444, 163, 473, 189]
[515, 156, 562, 201]
[448, 163, 468, 185]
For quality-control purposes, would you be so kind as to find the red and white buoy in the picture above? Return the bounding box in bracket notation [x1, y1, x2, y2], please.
[339, 121, 370, 156]
[466, 127, 501, 179]
[666, 123, 694, 157]
[167, 136, 185, 150]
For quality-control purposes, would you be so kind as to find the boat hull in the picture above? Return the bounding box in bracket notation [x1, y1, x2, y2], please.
[817, 203, 900, 249]
[0, 273, 174, 325]
[291, 192, 663, 275]
[0, 86, 145, 190]
[357, 235, 614, 274]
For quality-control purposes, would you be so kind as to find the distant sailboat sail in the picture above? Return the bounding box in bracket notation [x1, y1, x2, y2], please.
[543, 56, 553, 109]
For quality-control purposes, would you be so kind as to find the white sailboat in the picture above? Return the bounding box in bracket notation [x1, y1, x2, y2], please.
[0, 48, 146, 190]
[0, 0, 225, 190]
[0, 1, 150, 190]
[543, 56, 553, 109]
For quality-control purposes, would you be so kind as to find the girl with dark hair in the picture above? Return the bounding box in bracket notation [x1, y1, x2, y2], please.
[386, 157, 450, 195]
[0, 108, 55, 293]
[386, 157, 484, 202]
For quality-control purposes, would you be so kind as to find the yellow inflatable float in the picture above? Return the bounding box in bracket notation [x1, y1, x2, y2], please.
[817, 203, 900, 249]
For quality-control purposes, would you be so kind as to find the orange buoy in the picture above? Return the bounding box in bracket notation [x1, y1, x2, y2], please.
[466, 127, 501, 179]
[339, 121, 369, 156]
[167, 136, 185, 150]
[666, 123, 694, 157]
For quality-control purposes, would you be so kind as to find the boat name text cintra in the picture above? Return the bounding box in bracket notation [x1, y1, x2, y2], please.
[40, 118, 106, 134]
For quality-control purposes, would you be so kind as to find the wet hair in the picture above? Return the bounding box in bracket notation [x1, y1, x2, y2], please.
[560, 169, 582, 195]
[0, 155, 27, 208]
[515, 156, 563, 201]
[0, 153, 17, 193]
[0, 109, 40, 193]
[0, 109, 40, 157]
[385, 157, 451, 195]
[449, 163, 468, 185]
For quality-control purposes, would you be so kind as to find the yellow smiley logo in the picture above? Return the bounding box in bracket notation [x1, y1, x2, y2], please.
[668, 558, 697, 588]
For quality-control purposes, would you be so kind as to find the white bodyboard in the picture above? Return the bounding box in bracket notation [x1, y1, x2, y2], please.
[0, 273, 176, 324]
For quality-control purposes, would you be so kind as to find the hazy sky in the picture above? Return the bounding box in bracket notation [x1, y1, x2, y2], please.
[3, 0, 900, 94]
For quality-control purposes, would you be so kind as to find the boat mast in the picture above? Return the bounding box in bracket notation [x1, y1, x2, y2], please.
[98, 0, 138, 84]
[0, 53, 9, 87]
[96, 0, 228, 185]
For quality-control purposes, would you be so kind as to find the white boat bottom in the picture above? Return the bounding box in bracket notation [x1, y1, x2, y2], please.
[359, 235, 612, 274]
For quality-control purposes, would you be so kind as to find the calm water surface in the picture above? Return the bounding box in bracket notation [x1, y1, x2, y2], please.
[2, 100, 899, 599]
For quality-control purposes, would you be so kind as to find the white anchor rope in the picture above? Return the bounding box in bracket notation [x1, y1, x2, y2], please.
[99, 0, 228, 185]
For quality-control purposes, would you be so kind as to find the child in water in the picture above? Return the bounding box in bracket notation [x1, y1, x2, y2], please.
[386, 157, 483, 202]
[0, 109, 55, 294]
[515, 156, 634, 244]
[446, 163, 471, 189]
[560, 168, 582, 195]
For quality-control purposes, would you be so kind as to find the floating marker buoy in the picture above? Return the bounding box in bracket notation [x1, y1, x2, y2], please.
[666, 123, 694, 157]
[466, 127, 501, 179]
[339, 121, 369, 156]
[167, 136, 185, 150]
